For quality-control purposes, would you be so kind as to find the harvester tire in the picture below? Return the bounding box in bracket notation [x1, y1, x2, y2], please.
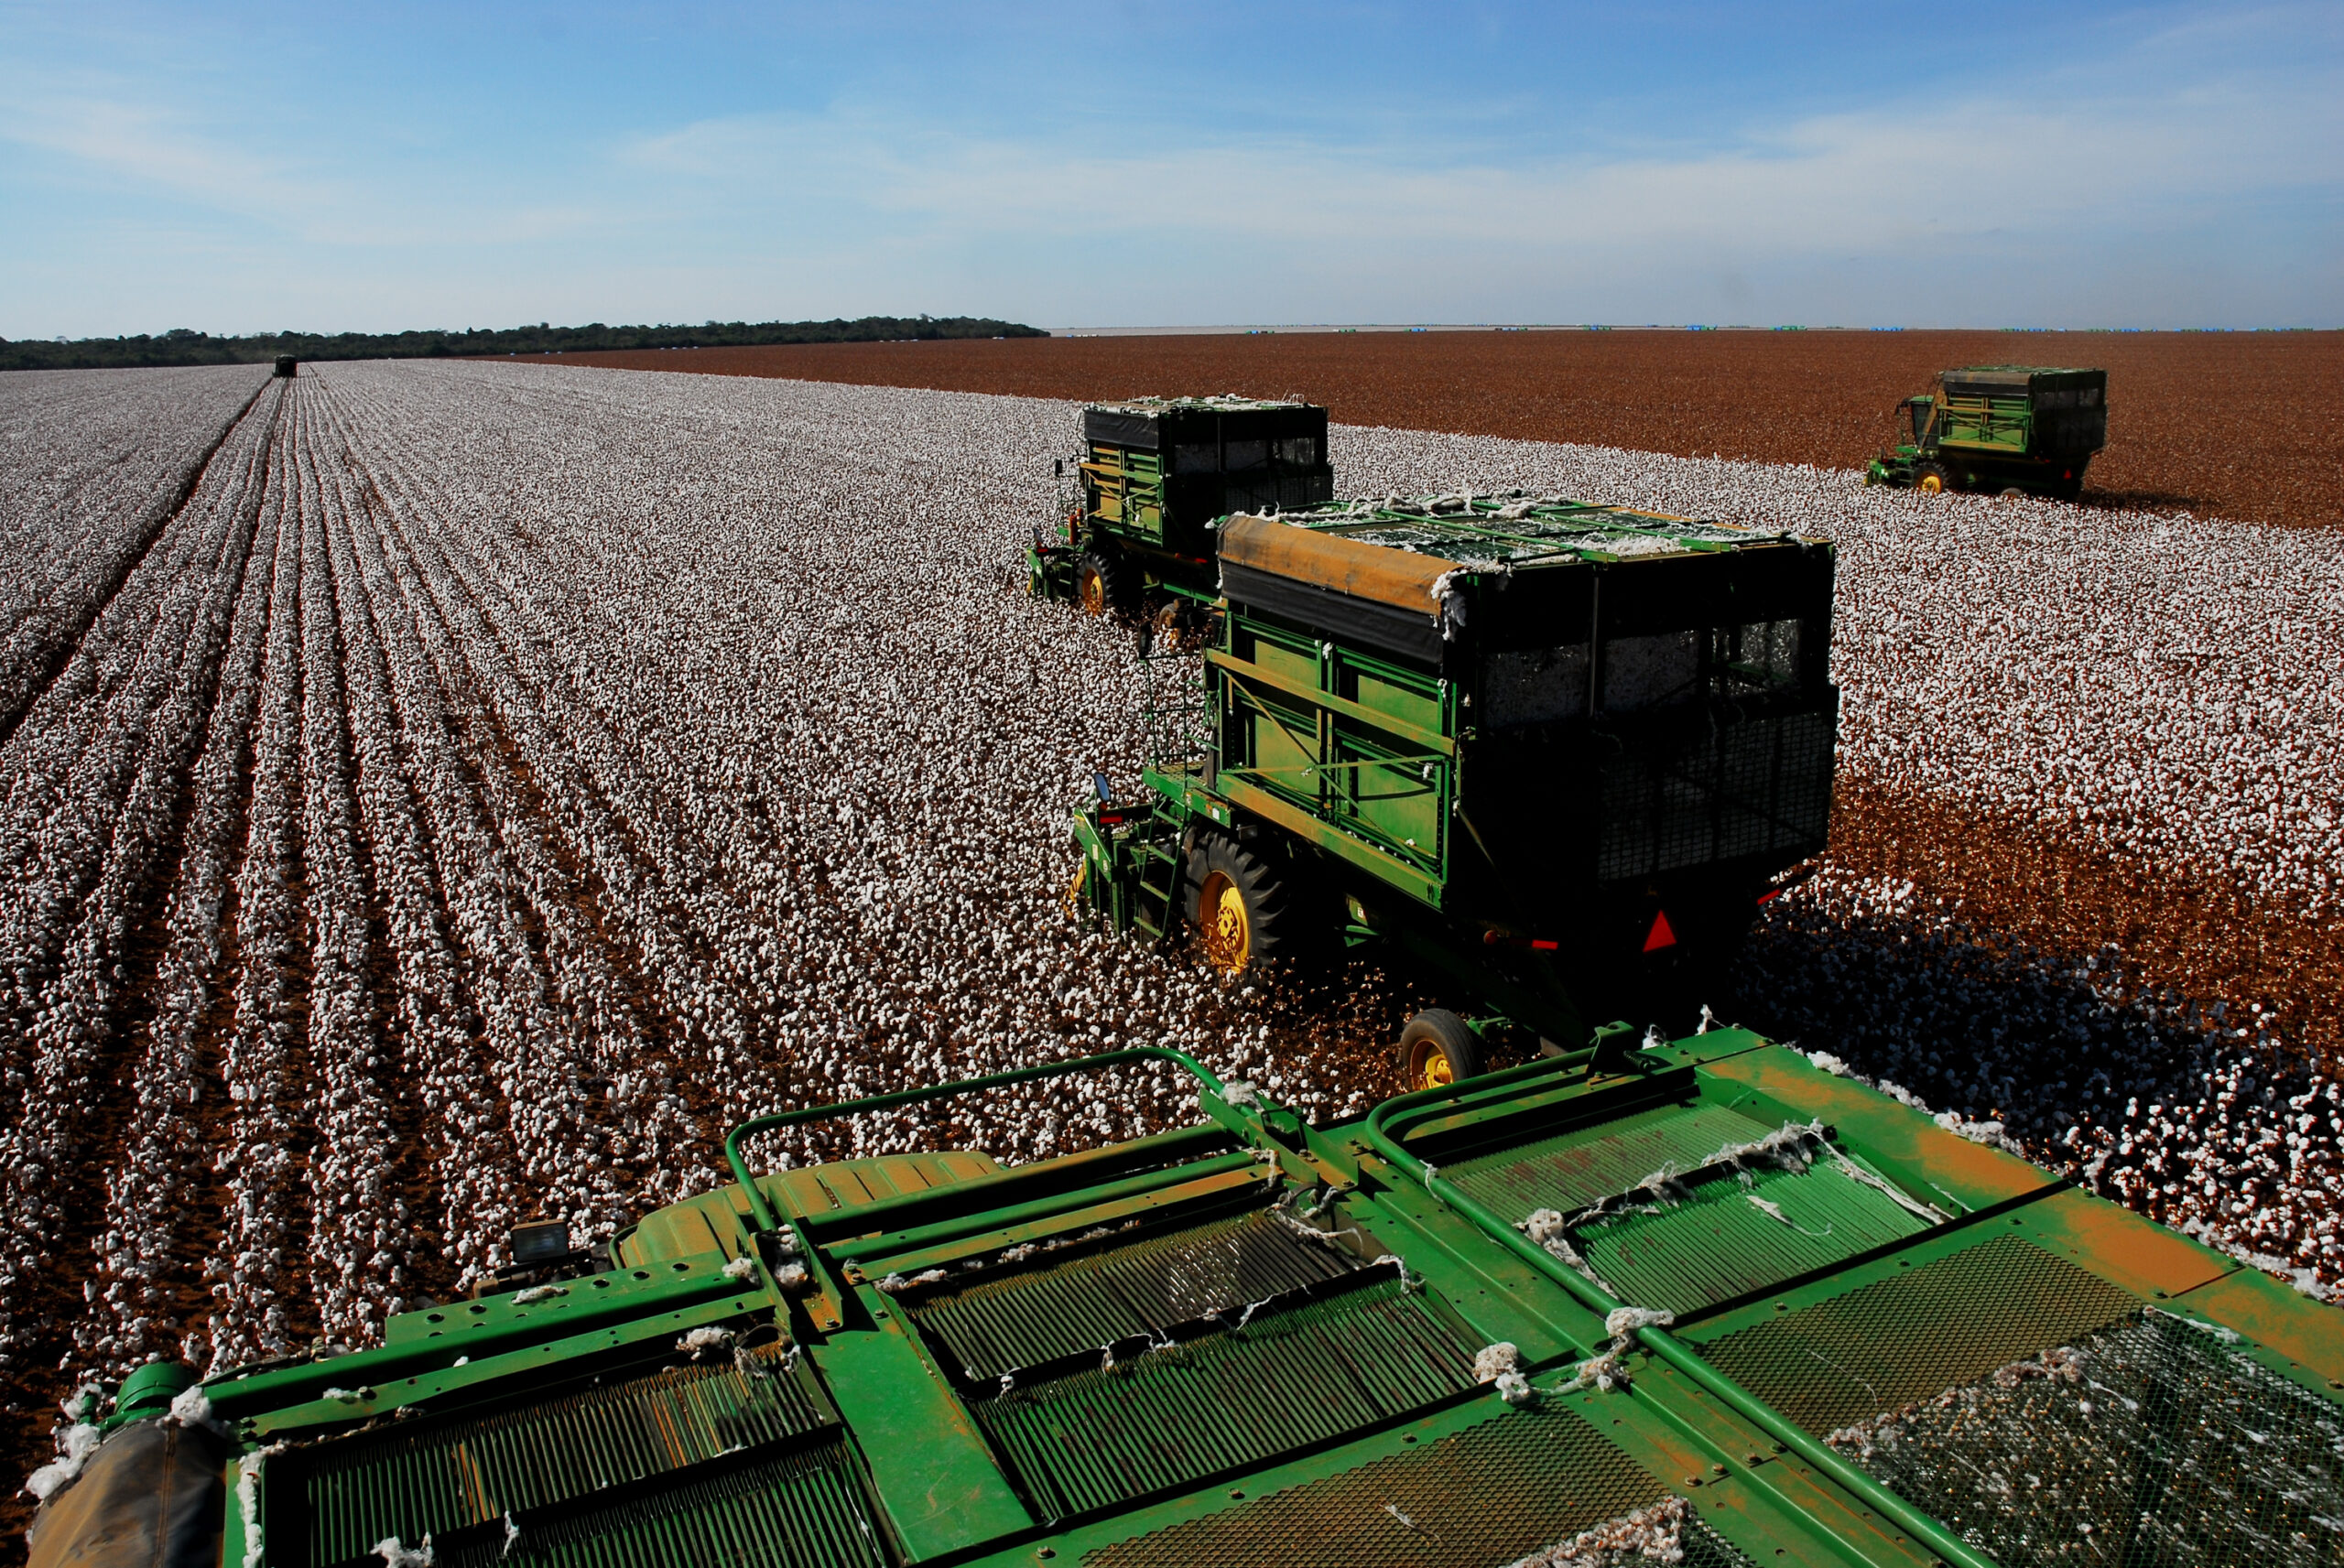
[1075, 551, 1127, 619]
[1399, 1009, 1484, 1092]
[1915, 462, 1952, 494]
[1184, 833, 1293, 977]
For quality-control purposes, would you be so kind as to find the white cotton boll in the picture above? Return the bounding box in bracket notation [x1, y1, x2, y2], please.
[1493, 1370, 1536, 1407]
[722, 1256, 757, 1282]
[1603, 1306, 1674, 1338]
[374, 1537, 435, 1566]
[1472, 1342, 1522, 1383]
[169, 1384, 226, 1436]
[25, 1423, 103, 1501]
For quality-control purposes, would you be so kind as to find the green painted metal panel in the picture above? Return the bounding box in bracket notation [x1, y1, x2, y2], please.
[807, 1289, 1035, 1557]
[220, 1260, 748, 1417]
[1332, 725, 1443, 866]
[1347, 662, 1439, 734]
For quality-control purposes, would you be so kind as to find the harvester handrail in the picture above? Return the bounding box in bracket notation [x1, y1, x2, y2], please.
[1362, 1069, 2002, 1568]
[724, 1046, 1227, 1235]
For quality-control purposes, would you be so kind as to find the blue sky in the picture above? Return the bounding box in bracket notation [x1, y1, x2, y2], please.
[2, 2, 2336, 335]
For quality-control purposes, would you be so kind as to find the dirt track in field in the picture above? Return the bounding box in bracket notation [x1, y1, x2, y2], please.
[539, 330, 2343, 531]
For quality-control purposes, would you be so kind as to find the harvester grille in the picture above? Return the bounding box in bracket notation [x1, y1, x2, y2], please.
[1448, 1109, 1937, 1315]
[908, 1208, 1368, 1380]
[273, 1341, 848, 1567]
[1836, 1311, 2344, 1567]
[429, 1441, 883, 1568]
[1080, 1402, 1755, 1568]
[1697, 1235, 2139, 1433]
[971, 1275, 1476, 1520]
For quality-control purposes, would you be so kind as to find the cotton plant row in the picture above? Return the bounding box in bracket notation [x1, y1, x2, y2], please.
[0, 366, 266, 735]
[0, 378, 287, 1379]
[1333, 427, 2343, 928]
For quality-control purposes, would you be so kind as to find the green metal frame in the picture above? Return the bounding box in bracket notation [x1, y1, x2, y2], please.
[726, 1046, 1232, 1236]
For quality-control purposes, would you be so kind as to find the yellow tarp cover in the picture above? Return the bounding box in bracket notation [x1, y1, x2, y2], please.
[1218, 514, 1463, 616]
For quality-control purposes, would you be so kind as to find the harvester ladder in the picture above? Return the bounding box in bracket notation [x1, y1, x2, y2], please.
[1129, 809, 1186, 944]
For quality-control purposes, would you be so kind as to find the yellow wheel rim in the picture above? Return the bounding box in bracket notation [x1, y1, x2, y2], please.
[1197, 871, 1251, 972]
[1079, 569, 1106, 616]
[1405, 1038, 1455, 1093]
[1917, 473, 1943, 493]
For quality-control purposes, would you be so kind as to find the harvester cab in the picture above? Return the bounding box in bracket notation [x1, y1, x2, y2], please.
[1030, 396, 1333, 619]
[1070, 492, 1838, 1090]
[1867, 365, 2107, 501]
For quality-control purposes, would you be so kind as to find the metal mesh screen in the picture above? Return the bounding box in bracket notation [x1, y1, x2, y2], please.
[907, 1208, 1369, 1381]
[1833, 1310, 2344, 1568]
[1567, 1153, 1934, 1317]
[1698, 1235, 2140, 1434]
[1080, 1403, 1687, 1568]
[430, 1439, 884, 1568]
[277, 1340, 830, 1566]
[1444, 1101, 1772, 1217]
[973, 1276, 1476, 1521]
[1596, 708, 1832, 881]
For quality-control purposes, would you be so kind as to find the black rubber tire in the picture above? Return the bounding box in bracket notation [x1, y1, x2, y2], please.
[1075, 549, 1128, 619]
[1915, 461, 1955, 495]
[1183, 831, 1295, 977]
[1398, 1009, 1485, 1091]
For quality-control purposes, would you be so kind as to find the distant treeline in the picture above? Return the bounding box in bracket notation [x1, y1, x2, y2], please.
[0, 315, 1047, 372]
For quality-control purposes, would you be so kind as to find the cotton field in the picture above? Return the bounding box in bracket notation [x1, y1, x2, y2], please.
[0, 360, 2333, 1484]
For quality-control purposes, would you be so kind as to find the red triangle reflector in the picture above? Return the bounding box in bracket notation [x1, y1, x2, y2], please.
[1644, 910, 1677, 953]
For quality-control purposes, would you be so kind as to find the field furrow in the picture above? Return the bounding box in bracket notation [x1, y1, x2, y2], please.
[83, 401, 287, 1376]
[0, 380, 282, 1377]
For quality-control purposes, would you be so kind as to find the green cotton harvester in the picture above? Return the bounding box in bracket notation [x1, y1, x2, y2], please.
[1029, 397, 1333, 620]
[1866, 366, 2108, 501]
[30, 1044, 2344, 1567]
[1070, 492, 1837, 1089]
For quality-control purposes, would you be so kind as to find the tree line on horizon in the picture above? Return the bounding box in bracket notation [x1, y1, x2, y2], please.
[0, 315, 1048, 372]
